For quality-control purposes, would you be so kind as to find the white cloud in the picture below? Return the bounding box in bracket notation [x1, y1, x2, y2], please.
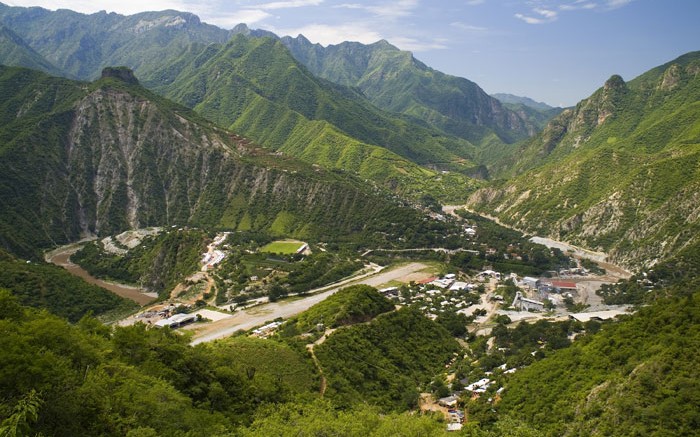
[257, 0, 323, 10]
[515, 0, 633, 24]
[204, 9, 272, 28]
[515, 13, 548, 24]
[534, 7, 558, 18]
[336, 0, 418, 19]
[277, 23, 383, 46]
[515, 7, 558, 24]
[390, 36, 448, 52]
[606, 0, 633, 9]
[465, 0, 485, 5]
[450, 21, 487, 32]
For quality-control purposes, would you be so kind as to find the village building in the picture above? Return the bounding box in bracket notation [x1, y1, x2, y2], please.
[511, 291, 545, 311]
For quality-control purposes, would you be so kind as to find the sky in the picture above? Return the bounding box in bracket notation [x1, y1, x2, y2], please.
[4, 0, 700, 106]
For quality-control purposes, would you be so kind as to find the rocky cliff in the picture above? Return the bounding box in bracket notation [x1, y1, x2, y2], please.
[0, 66, 424, 258]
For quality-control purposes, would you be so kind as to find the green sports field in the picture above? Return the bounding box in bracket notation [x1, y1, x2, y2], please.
[260, 240, 307, 254]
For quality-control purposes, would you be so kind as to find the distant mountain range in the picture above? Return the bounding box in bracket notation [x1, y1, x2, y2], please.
[468, 51, 700, 268]
[278, 33, 537, 144]
[0, 4, 549, 189]
[1, 3, 698, 270]
[491, 93, 557, 112]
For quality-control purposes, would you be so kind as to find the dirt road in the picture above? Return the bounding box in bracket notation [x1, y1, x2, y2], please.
[189, 262, 430, 345]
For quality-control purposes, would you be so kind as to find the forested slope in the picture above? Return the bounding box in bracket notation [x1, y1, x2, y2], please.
[0, 65, 452, 259]
[493, 291, 700, 436]
[467, 52, 700, 268]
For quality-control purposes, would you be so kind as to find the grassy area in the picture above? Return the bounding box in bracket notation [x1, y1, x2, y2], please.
[260, 239, 307, 254]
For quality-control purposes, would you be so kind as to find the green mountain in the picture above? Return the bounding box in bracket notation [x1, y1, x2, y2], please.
[0, 65, 445, 259]
[0, 4, 487, 198]
[0, 24, 62, 76]
[0, 249, 136, 322]
[0, 3, 231, 80]
[279, 34, 537, 146]
[145, 34, 482, 199]
[494, 290, 700, 435]
[491, 93, 564, 133]
[491, 93, 556, 112]
[467, 51, 700, 268]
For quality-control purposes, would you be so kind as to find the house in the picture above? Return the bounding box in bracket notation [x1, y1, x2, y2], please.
[478, 270, 501, 280]
[511, 292, 545, 311]
[154, 313, 197, 328]
[449, 281, 469, 291]
[549, 280, 578, 293]
[569, 310, 627, 322]
[465, 378, 492, 393]
[447, 423, 463, 432]
[522, 276, 540, 290]
[438, 395, 459, 408]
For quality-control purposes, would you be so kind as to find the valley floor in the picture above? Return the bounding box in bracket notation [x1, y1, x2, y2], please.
[187, 262, 433, 345]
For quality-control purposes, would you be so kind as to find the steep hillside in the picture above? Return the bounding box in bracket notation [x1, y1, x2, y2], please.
[0, 249, 136, 322]
[280, 34, 536, 147]
[0, 24, 62, 76]
[491, 93, 563, 133]
[494, 290, 700, 436]
[146, 34, 482, 198]
[467, 51, 700, 268]
[0, 66, 443, 258]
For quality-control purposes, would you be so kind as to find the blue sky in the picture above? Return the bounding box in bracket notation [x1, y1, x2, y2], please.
[5, 0, 699, 106]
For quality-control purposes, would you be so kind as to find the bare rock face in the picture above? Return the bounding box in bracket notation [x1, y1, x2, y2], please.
[101, 67, 139, 85]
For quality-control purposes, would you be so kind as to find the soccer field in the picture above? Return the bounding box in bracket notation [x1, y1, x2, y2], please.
[260, 240, 306, 254]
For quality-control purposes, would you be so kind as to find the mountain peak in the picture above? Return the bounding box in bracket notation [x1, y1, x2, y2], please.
[604, 74, 626, 91]
[231, 23, 250, 34]
[101, 66, 139, 85]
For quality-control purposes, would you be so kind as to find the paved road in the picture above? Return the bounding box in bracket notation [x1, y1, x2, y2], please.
[189, 262, 429, 345]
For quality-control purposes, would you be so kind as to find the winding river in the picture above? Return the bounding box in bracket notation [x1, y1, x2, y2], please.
[46, 244, 157, 306]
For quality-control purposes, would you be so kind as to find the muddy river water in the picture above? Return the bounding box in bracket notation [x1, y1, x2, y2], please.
[46, 244, 156, 306]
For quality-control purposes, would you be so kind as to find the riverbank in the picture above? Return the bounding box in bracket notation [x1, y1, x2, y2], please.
[442, 205, 632, 279]
[46, 244, 157, 306]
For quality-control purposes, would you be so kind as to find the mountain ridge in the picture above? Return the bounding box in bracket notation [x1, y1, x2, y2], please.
[0, 65, 443, 258]
[466, 51, 700, 268]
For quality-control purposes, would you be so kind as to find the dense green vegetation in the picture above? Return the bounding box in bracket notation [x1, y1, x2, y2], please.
[0, 24, 63, 76]
[486, 291, 700, 436]
[0, 250, 136, 322]
[238, 398, 450, 436]
[0, 4, 231, 80]
[0, 65, 474, 262]
[147, 35, 481, 200]
[279, 285, 395, 336]
[213, 245, 365, 304]
[281, 35, 536, 148]
[0, 5, 489, 200]
[0, 291, 324, 436]
[450, 210, 571, 276]
[468, 51, 700, 269]
[598, 238, 700, 305]
[315, 308, 460, 411]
